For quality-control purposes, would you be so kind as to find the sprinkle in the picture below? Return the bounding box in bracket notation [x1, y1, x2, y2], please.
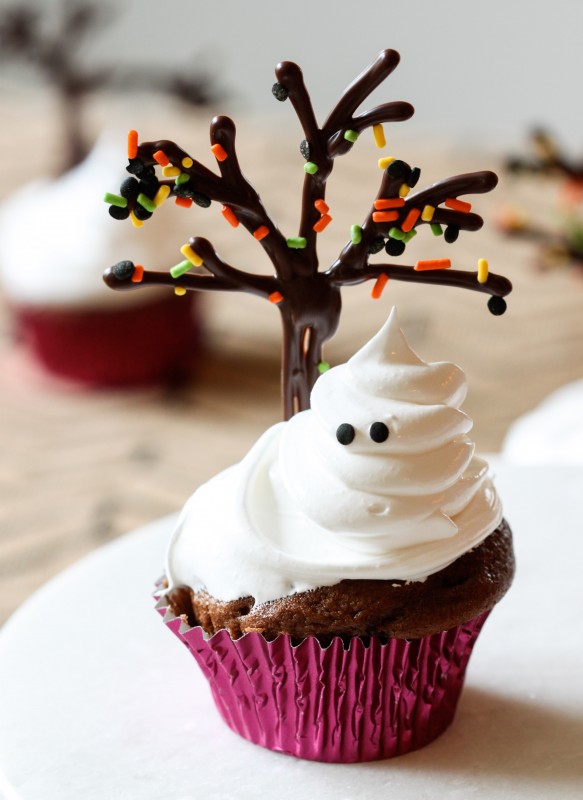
[315, 199, 329, 214]
[372, 211, 399, 223]
[444, 225, 460, 243]
[318, 361, 331, 373]
[304, 162, 319, 174]
[180, 244, 203, 266]
[175, 196, 193, 209]
[130, 210, 143, 228]
[272, 83, 289, 101]
[300, 140, 311, 160]
[154, 185, 171, 207]
[344, 129, 359, 143]
[373, 124, 386, 148]
[108, 206, 130, 221]
[163, 165, 181, 178]
[127, 130, 138, 159]
[153, 150, 170, 166]
[350, 224, 362, 243]
[137, 193, 157, 213]
[488, 296, 507, 316]
[211, 143, 228, 162]
[407, 167, 421, 188]
[112, 260, 134, 280]
[170, 260, 193, 278]
[253, 225, 270, 240]
[388, 227, 406, 240]
[415, 258, 451, 271]
[385, 238, 405, 256]
[103, 192, 127, 208]
[477, 258, 489, 283]
[367, 236, 385, 254]
[182, 157, 193, 168]
[175, 173, 190, 185]
[131, 264, 144, 282]
[402, 229, 417, 243]
[387, 160, 409, 179]
[371, 273, 389, 299]
[120, 177, 139, 199]
[174, 286, 187, 296]
[421, 205, 435, 222]
[401, 208, 421, 232]
[445, 198, 472, 213]
[399, 184, 410, 198]
[221, 205, 239, 227]
[314, 214, 332, 233]
[378, 156, 395, 169]
[374, 198, 405, 210]
[193, 192, 211, 208]
[269, 291, 284, 303]
[430, 223, 443, 236]
[286, 237, 307, 249]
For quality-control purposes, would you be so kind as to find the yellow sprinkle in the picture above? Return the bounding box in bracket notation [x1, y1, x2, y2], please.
[421, 205, 435, 222]
[373, 124, 386, 148]
[378, 156, 395, 170]
[154, 185, 171, 207]
[162, 165, 181, 178]
[174, 286, 187, 296]
[130, 210, 143, 228]
[399, 183, 410, 198]
[181, 157, 193, 168]
[180, 244, 203, 266]
[477, 258, 489, 283]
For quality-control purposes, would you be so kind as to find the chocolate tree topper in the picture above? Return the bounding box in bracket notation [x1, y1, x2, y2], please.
[103, 49, 512, 419]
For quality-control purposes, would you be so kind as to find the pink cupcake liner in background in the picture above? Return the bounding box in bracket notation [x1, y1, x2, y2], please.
[156, 592, 490, 763]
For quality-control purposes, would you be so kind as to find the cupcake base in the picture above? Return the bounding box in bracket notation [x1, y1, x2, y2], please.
[157, 592, 490, 763]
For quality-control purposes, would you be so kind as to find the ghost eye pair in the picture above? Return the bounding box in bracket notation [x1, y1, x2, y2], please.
[335, 422, 389, 445]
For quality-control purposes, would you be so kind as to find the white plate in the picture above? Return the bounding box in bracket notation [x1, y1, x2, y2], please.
[1, 464, 582, 800]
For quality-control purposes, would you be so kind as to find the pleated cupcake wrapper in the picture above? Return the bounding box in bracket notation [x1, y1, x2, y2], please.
[156, 592, 489, 763]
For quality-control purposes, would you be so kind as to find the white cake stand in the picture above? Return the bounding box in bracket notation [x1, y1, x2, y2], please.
[1, 464, 582, 800]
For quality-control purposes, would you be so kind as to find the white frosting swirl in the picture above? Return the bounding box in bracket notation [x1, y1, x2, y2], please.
[166, 308, 502, 604]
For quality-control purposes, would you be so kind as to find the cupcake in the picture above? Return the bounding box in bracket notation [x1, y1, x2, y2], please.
[157, 308, 514, 762]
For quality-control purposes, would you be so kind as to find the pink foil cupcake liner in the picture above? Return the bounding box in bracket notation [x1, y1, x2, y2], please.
[156, 593, 490, 763]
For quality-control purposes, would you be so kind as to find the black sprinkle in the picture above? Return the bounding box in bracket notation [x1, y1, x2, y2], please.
[444, 225, 460, 243]
[336, 423, 355, 445]
[174, 185, 195, 199]
[367, 236, 385, 255]
[407, 167, 421, 187]
[299, 139, 311, 161]
[139, 176, 160, 197]
[370, 422, 389, 443]
[133, 204, 153, 221]
[120, 177, 139, 199]
[108, 205, 130, 221]
[126, 157, 145, 176]
[193, 192, 211, 208]
[272, 82, 289, 101]
[386, 159, 409, 180]
[385, 238, 406, 256]
[488, 296, 507, 316]
[112, 260, 134, 280]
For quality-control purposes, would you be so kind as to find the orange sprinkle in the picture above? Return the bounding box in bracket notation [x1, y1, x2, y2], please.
[221, 205, 239, 227]
[372, 211, 399, 223]
[127, 129, 138, 159]
[415, 258, 452, 271]
[313, 214, 332, 232]
[268, 291, 284, 304]
[211, 143, 228, 162]
[401, 207, 421, 233]
[175, 196, 193, 209]
[253, 225, 270, 240]
[371, 273, 389, 299]
[314, 199, 329, 214]
[374, 198, 405, 210]
[445, 198, 472, 213]
[131, 265, 144, 283]
[153, 149, 170, 166]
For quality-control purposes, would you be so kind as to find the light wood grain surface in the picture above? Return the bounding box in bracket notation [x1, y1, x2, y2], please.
[1, 103, 582, 626]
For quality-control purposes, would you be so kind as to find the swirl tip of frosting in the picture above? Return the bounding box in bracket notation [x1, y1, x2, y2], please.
[348, 307, 425, 372]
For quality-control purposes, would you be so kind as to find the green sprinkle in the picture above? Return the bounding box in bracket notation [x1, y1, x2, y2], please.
[175, 172, 190, 185]
[403, 230, 418, 243]
[344, 129, 359, 143]
[388, 227, 406, 240]
[287, 237, 307, 249]
[304, 162, 319, 175]
[103, 192, 127, 208]
[170, 260, 193, 279]
[350, 224, 362, 244]
[137, 193, 157, 213]
[318, 361, 331, 373]
[430, 223, 443, 236]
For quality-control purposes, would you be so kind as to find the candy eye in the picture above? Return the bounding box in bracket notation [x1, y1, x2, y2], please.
[369, 422, 389, 443]
[336, 423, 355, 445]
